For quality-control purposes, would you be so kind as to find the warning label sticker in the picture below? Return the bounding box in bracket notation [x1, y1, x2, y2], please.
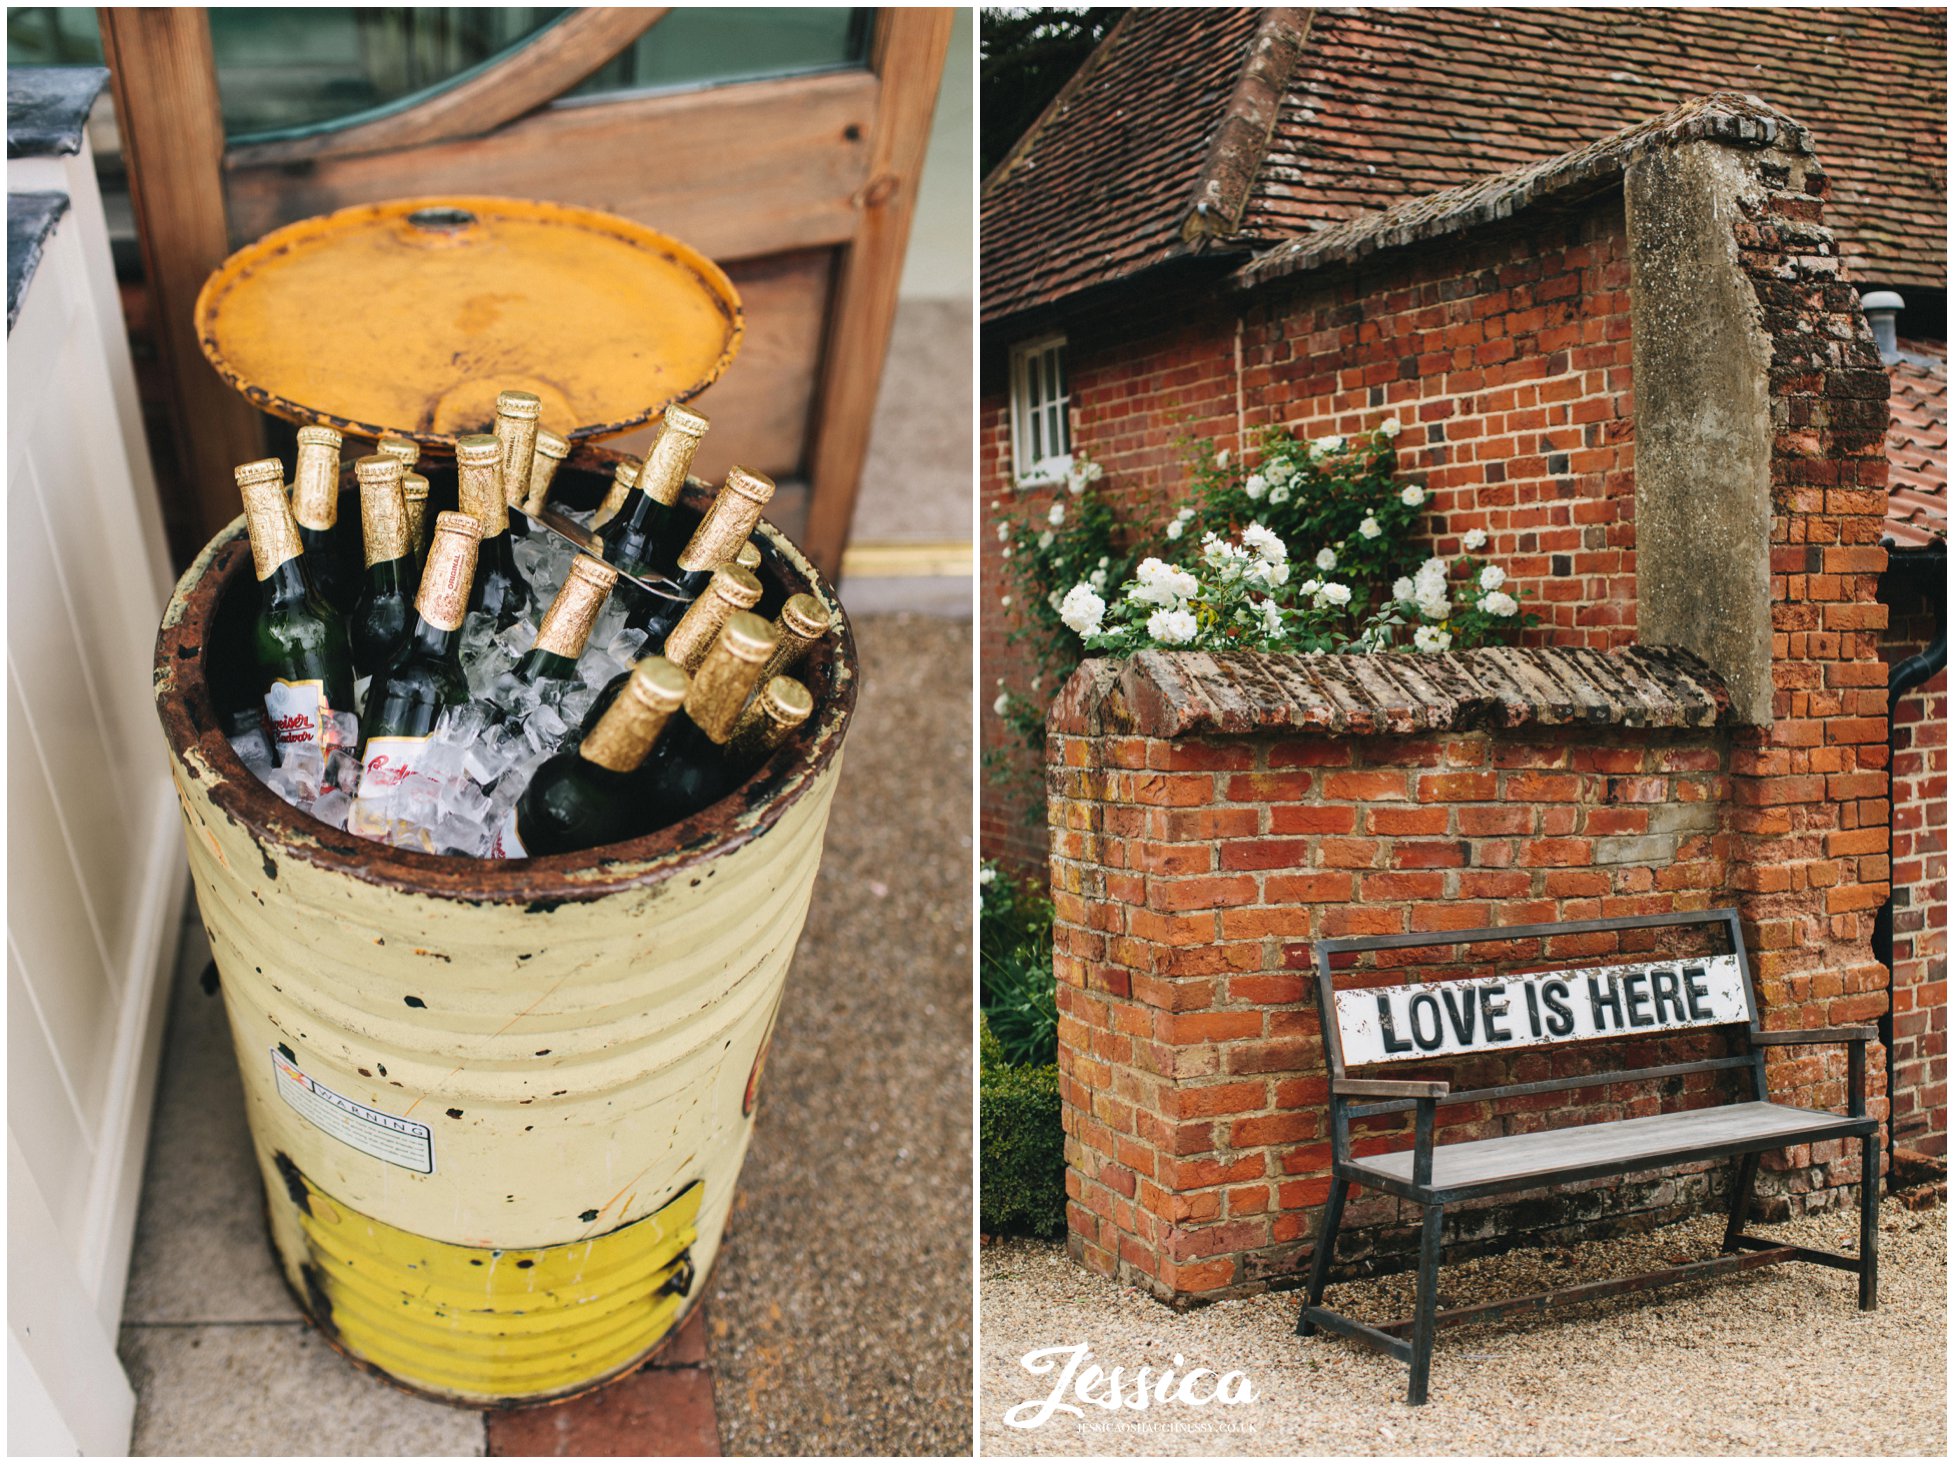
[271, 1048, 434, 1174]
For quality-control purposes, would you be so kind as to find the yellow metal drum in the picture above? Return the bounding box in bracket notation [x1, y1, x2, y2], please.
[193, 196, 743, 452]
[154, 477, 852, 1406]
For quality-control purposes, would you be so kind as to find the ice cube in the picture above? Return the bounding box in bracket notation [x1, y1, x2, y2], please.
[496, 619, 537, 659]
[230, 728, 275, 776]
[559, 683, 597, 727]
[578, 650, 627, 692]
[605, 627, 649, 665]
[325, 710, 360, 754]
[326, 749, 361, 795]
[312, 789, 353, 830]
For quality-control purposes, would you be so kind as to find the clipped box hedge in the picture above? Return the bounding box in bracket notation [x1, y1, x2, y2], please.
[980, 1019, 1066, 1238]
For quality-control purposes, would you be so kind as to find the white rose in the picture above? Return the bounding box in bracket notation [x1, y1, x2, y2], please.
[1259, 599, 1284, 637]
[1038, 531, 1054, 549]
[1147, 607, 1198, 645]
[993, 694, 1009, 715]
[1066, 470, 1086, 496]
[1298, 578, 1322, 596]
[1090, 569, 1107, 590]
[1393, 577, 1415, 601]
[1245, 474, 1267, 500]
[1000, 595, 1012, 609]
[1379, 417, 1402, 438]
[1217, 448, 1231, 468]
[1267, 459, 1295, 484]
[1417, 594, 1452, 622]
[978, 866, 995, 885]
[1413, 625, 1453, 653]
[1313, 435, 1344, 455]
[1241, 523, 1287, 563]
[1059, 583, 1107, 636]
[1315, 547, 1337, 571]
[1479, 565, 1507, 591]
[1165, 519, 1184, 540]
[1269, 484, 1291, 505]
[1315, 582, 1353, 608]
[1401, 485, 1426, 507]
[1358, 516, 1382, 540]
[1484, 590, 1520, 617]
[995, 521, 1010, 542]
[1049, 501, 1066, 526]
[1463, 527, 1488, 551]
[1421, 557, 1449, 579]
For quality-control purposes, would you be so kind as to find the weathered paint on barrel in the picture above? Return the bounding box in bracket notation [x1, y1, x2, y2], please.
[153, 475, 853, 1406]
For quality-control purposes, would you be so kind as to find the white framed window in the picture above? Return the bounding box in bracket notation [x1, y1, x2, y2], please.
[1010, 334, 1072, 484]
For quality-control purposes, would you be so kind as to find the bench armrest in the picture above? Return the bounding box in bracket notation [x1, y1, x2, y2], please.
[1332, 1078, 1452, 1099]
[1749, 1026, 1877, 1046]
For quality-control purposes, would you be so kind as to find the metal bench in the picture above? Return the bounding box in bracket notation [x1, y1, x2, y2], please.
[1297, 909, 1878, 1404]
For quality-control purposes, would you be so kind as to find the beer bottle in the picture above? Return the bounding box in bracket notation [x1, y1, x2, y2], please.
[628, 465, 774, 637]
[601, 405, 708, 578]
[632, 612, 777, 824]
[378, 437, 429, 564]
[592, 455, 642, 531]
[494, 390, 542, 511]
[291, 425, 357, 613]
[759, 593, 833, 685]
[489, 658, 689, 858]
[578, 565, 761, 736]
[357, 512, 481, 791]
[455, 433, 531, 628]
[522, 428, 571, 518]
[514, 554, 618, 691]
[348, 454, 420, 698]
[236, 457, 356, 759]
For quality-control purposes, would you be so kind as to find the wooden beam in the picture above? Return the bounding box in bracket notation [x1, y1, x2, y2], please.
[100, 7, 264, 552]
[225, 9, 667, 168]
[223, 67, 877, 265]
[799, 8, 955, 577]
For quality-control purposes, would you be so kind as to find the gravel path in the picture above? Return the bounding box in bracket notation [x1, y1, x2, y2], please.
[981, 1200, 1945, 1456]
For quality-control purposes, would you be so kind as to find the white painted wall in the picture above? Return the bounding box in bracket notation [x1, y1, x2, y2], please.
[8, 129, 187, 1458]
[898, 5, 973, 301]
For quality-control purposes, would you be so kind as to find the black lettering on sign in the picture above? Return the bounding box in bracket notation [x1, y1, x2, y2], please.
[1588, 973, 1625, 1032]
[1480, 987, 1512, 1043]
[1523, 982, 1543, 1038]
[1543, 979, 1575, 1037]
[1623, 970, 1654, 1027]
[1682, 965, 1712, 1020]
[1408, 990, 1444, 1051]
[1439, 987, 1478, 1046]
[1650, 967, 1685, 1024]
[1375, 994, 1414, 1056]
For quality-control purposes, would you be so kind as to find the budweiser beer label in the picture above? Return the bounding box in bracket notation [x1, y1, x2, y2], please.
[487, 807, 527, 859]
[357, 734, 442, 803]
[264, 678, 329, 752]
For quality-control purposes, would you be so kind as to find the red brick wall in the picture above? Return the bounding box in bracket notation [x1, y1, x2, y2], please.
[981, 202, 1637, 869]
[1883, 579, 1948, 1156]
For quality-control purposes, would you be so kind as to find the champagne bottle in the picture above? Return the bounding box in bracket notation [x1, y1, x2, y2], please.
[736, 539, 763, 574]
[628, 465, 775, 637]
[515, 554, 618, 691]
[578, 564, 761, 736]
[592, 455, 642, 531]
[489, 658, 689, 858]
[494, 390, 542, 510]
[760, 593, 833, 685]
[380, 436, 428, 561]
[522, 428, 571, 517]
[236, 457, 356, 760]
[356, 512, 481, 800]
[729, 675, 814, 757]
[291, 425, 357, 614]
[600, 405, 708, 578]
[349, 454, 420, 700]
[632, 611, 778, 824]
[455, 432, 531, 627]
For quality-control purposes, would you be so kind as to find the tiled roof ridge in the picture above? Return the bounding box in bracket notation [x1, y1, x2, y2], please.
[1183, 9, 1313, 243]
[1050, 645, 1736, 740]
[1236, 91, 1811, 290]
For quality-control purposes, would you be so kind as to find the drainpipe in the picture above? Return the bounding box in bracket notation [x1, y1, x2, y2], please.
[1873, 540, 1947, 1169]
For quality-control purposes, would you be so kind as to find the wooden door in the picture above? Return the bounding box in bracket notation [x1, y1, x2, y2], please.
[102, 6, 953, 577]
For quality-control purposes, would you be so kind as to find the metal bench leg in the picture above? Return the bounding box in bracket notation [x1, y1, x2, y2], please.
[1722, 1151, 1760, 1252]
[1296, 1176, 1348, 1337]
[1406, 1202, 1444, 1406]
[1859, 1132, 1879, 1310]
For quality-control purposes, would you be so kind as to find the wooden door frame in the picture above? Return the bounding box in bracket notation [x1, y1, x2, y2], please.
[99, 6, 953, 579]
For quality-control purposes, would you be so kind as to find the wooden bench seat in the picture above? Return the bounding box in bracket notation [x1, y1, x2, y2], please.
[1297, 909, 1879, 1405]
[1350, 1100, 1876, 1198]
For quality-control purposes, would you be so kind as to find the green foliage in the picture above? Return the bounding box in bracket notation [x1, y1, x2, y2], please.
[979, 1017, 1067, 1238]
[979, 861, 1058, 1068]
[979, 8, 1126, 174]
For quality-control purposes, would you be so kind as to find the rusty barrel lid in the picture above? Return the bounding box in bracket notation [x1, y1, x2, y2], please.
[194, 196, 743, 454]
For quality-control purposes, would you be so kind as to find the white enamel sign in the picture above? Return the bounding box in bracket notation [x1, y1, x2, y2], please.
[1334, 955, 1750, 1065]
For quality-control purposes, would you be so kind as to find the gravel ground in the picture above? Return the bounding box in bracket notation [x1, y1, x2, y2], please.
[981, 1200, 1945, 1456]
[709, 613, 975, 1456]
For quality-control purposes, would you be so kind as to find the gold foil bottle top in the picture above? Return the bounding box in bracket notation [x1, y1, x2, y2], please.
[730, 675, 814, 757]
[533, 554, 619, 659]
[663, 563, 764, 673]
[639, 404, 710, 507]
[761, 592, 833, 684]
[453, 433, 509, 536]
[581, 657, 688, 774]
[416, 511, 483, 632]
[677, 467, 775, 573]
[354, 454, 411, 566]
[522, 428, 572, 515]
[593, 455, 642, 528]
[684, 609, 777, 744]
[735, 540, 763, 572]
[495, 390, 543, 507]
[237, 459, 303, 579]
[377, 435, 420, 469]
[291, 426, 343, 531]
[403, 472, 431, 557]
